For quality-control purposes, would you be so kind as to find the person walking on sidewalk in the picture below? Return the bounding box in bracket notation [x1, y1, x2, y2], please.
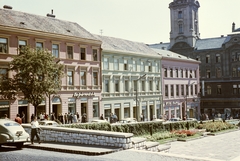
[31, 116, 41, 144]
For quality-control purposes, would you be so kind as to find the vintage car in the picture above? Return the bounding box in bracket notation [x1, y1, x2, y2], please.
[117, 118, 138, 124]
[0, 119, 30, 149]
[91, 119, 108, 123]
[38, 120, 59, 127]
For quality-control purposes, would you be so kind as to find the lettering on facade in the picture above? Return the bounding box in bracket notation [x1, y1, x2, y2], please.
[73, 92, 95, 98]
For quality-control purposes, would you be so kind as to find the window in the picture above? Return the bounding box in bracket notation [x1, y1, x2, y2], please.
[195, 84, 198, 95]
[206, 69, 211, 78]
[232, 67, 237, 77]
[148, 62, 152, 72]
[238, 67, 240, 77]
[67, 70, 73, 85]
[19, 40, 27, 54]
[206, 55, 210, 63]
[156, 80, 159, 91]
[141, 61, 144, 71]
[149, 80, 153, 91]
[115, 79, 119, 92]
[114, 58, 119, 70]
[103, 58, 109, 70]
[176, 85, 179, 96]
[67, 46, 73, 59]
[217, 85, 222, 94]
[124, 60, 128, 70]
[80, 71, 86, 85]
[80, 48, 86, 60]
[141, 80, 145, 91]
[175, 69, 178, 78]
[233, 85, 237, 94]
[132, 60, 136, 71]
[124, 80, 129, 92]
[36, 42, 43, 50]
[93, 72, 98, 86]
[237, 53, 240, 61]
[164, 68, 167, 77]
[104, 79, 109, 92]
[186, 85, 189, 96]
[216, 67, 222, 78]
[92, 49, 97, 61]
[181, 85, 184, 96]
[155, 62, 159, 72]
[179, 24, 183, 33]
[191, 84, 194, 95]
[216, 54, 221, 63]
[52, 44, 59, 58]
[0, 68, 7, 80]
[185, 69, 188, 78]
[170, 68, 173, 77]
[93, 102, 99, 117]
[165, 85, 168, 97]
[180, 69, 183, 78]
[232, 52, 238, 62]
[0, 38, 8, 53]
[170, 85, 174, 96]
[238, 85, 240, 94]
[196, 56, 200, 61]
[207, 85, 211, 95]
[134, 80, 137, 91]
[178, 11, 183, 19]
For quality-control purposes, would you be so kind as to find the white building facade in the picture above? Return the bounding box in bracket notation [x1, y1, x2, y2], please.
[95, 35, 163, 121]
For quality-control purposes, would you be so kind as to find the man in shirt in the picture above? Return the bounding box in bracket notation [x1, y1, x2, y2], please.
[31, 116, 41, 144]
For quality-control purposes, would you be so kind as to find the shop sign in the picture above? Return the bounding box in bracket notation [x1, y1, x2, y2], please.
[73, 92, 95, 98]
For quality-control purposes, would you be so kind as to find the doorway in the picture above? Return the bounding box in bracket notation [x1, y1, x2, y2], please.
[18, 106, 27, 123]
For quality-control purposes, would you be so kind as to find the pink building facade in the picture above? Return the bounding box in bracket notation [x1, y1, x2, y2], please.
[0, 7, 102, 122]
[153, 49, 200, 120]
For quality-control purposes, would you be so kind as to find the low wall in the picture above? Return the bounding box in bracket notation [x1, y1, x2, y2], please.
[22, 124, 133, 149]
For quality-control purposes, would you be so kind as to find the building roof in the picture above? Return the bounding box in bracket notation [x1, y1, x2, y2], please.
[148, 36, 229, 51]
[151, 48, 198, 63]
[94, 34, 159, 56]
[0, 8, 98, 41]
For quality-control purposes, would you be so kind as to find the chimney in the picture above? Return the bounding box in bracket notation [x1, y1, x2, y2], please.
[3, 5, 13, 9]
[232, 22, 235, 32]
[46, 9, 55, 18]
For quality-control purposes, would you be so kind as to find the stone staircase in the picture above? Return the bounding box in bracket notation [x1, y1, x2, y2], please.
[131, 137, 171, 153]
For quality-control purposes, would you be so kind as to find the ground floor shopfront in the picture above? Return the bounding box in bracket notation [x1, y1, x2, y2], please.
[0, 91, 102, 123]
[102, 96, 162, 122]
[163, 98, 200, 120]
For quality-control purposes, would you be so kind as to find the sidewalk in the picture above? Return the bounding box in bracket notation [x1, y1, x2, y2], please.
[24, 142, 123, 156]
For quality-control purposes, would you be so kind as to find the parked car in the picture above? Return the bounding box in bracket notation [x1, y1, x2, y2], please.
[38, 120, 59, 127]
[117, 118, 137, 124]
[91, 120, 108, 123]
[152, 118, 165, 122]
[0, 119, 30, 149]
[168, 118, 182, 122]
[186, 118, 197, 121]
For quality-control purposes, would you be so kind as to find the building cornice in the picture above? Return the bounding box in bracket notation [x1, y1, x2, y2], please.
[0, 25, 102, 45]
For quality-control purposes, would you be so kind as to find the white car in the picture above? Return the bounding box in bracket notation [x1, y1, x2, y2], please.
[38, 120, 59, 127]
[117, 118, 138, 124]
[0, 119, 30, 149]
[91, 120, 108, 123]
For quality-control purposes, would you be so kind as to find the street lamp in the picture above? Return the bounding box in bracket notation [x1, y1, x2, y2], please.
[136, 74, 146, 121]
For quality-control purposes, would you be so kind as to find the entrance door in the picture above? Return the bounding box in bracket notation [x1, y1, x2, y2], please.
[114, 109, 119, 121]
[81, 103, 87, 115]
[133, 107, 137, 119]
[18, 106, 27, 123]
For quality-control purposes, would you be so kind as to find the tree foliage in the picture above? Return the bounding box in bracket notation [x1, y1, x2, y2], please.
[0, 47, 64, 115]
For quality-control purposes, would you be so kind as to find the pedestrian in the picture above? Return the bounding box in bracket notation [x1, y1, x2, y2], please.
[15, 114, 22, 124]
[76, 112, 80, 122]
[73, 113, 77, 123]
[140, 113, 143, 121]
[64, 113, 68, 124]
[21, 111, 26, 123]
[109, 113, 113, 123]
[4, 114, 8, 119]
[100, 114, 104, 120]
[31, 114, 35, 122]
[30, 116, 41, 144]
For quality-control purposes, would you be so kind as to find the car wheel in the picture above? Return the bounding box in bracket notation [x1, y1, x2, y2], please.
[16, 142, 23, 149]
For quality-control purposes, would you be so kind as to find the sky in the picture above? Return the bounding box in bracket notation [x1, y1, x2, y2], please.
[1, 0, 240, 44]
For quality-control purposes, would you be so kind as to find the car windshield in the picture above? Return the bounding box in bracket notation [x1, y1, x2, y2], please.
[4, 122, 20, 126]
[39, 122, 46, 125]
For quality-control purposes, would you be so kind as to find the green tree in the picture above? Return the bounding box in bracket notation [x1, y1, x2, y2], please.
[0, 47, 64, 115]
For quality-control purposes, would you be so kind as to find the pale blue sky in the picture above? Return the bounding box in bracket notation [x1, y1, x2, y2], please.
[1, 0, 240, 44]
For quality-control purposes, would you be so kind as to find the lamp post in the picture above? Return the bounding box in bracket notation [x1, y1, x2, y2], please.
[136, 74, 146, 121]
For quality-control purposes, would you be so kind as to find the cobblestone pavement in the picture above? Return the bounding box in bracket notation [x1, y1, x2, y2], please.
[168, 129, 240, 161]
